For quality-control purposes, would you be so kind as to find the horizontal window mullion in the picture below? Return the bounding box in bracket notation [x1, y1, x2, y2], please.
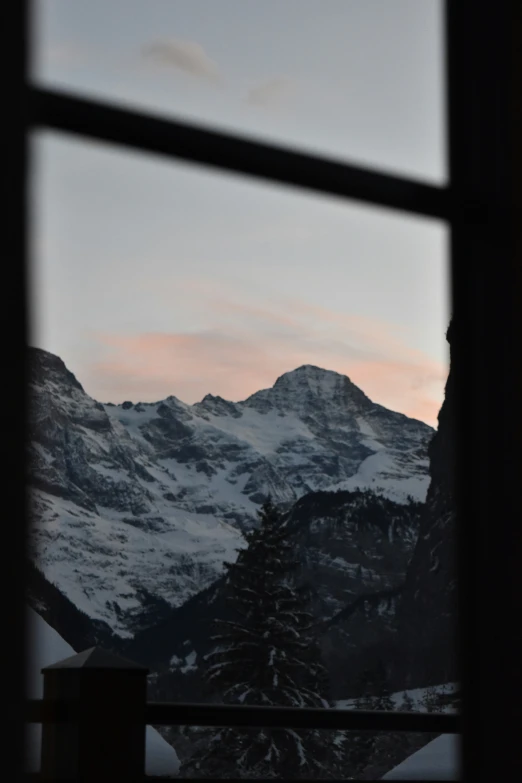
[29, 86, 449, 221]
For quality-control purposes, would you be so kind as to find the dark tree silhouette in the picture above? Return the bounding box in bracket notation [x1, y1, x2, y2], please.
[183, 498, 347, 779]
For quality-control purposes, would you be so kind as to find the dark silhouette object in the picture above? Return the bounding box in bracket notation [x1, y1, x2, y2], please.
[40, 647, 148, 781]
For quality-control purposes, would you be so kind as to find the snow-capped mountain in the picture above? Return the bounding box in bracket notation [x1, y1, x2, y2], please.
[28, 348, 433, 639]
[125, 362, 432, 512]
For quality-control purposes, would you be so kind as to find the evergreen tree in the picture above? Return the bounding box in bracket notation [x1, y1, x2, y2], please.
[373, 660, 394, 712]
[183, 498, 347, 779]
[349, 669, 379, 775]
[452, 688, 461, 712]
[349, 661, 398, 776]
[399, 690, 415, 712]
[370, 661, 402, 771]
[421, 685, 440, 713]
[437, 683, 458, 712]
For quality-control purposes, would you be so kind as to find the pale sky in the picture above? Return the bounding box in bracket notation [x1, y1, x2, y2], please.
[30, 0, 449, 427]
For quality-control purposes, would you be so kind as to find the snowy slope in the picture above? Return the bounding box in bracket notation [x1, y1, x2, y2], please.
[381, 734, 460, 780]
[29, 349, 432, 637]
[25, 607, 180, 776]
[30, 490, 242, 638]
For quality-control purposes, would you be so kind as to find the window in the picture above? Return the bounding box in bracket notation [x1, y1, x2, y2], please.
[9, 1, 522, 781]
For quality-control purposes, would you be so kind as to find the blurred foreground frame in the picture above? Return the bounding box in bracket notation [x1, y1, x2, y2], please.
[9, 0, 522, 781]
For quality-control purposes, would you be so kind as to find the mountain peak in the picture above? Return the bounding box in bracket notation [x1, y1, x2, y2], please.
[194, 393, 242, 418]
[284, 364, 340, 375]
[274, 364, 365, 400]
[243, 364, 372, 415]
[275, 364, 352, 388]
[28, 346, 84, 392]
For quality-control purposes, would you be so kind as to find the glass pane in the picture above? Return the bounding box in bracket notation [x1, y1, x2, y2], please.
[33, 0, 446, 184]
[28, 133, 455, 780]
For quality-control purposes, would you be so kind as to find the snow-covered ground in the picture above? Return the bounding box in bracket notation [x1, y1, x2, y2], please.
[336, 682, 459, 712]
[25, 608, 180, 776]
[382, 734, 459, 780]
[336, 684, 459, 780]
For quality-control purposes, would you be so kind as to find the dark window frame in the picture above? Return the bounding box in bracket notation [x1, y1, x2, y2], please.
[9, 1, 522, 780]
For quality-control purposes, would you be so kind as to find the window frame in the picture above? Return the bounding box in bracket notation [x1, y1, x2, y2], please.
[9, 1, 522, 780]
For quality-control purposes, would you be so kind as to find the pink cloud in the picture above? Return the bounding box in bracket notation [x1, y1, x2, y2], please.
[89, 330, 302, 403]
[83, 293, 447, 427]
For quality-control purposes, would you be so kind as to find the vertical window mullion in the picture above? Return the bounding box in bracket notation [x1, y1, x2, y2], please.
[446, 0, 522, 779]
[9, 1, 30, 780]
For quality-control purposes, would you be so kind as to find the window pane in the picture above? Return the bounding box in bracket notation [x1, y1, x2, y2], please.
[28, 133, 455, 780]
[33, 0, 446, 184]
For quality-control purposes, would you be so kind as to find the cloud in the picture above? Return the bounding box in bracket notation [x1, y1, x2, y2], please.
[247, 77, 292, 108]
[141, 38, 220, 81]
[83, 290, 447, 427]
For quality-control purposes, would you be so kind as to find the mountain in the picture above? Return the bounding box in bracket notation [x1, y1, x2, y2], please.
[28, 348, 433, 639]
[104, 363, 432, 513]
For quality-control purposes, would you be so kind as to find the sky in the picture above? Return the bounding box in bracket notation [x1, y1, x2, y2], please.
[30, 0, 449, 427]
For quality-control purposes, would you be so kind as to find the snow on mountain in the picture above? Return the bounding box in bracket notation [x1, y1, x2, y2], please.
[29, 349, 433, 638]
[25, 607, 180, 776]
[29, 350, 243, 638]
[30, 491, 241, 638]
[103, 363, 432, 511]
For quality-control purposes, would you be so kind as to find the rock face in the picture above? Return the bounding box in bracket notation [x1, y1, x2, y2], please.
[320, 322, 457, 693]
[289, 490, 419, 622]
[393, 321, 457, 687]
[28, 348, 433, 641]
